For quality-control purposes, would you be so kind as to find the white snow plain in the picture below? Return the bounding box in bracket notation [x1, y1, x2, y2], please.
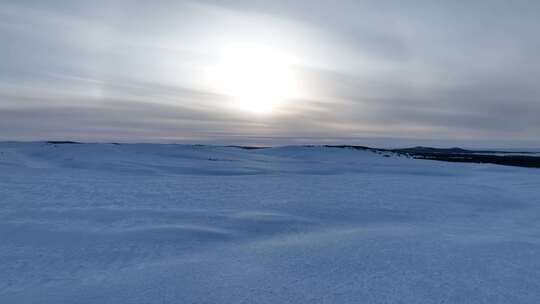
[1, 142, 540, 303]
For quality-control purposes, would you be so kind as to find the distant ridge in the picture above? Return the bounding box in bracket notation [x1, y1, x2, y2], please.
[325, 145, 540, 168]
[32, 142, 540, 168]
[392, 146, 536, 155]
[46, 141, 83, 145]
[393, 146, 470, 154]
[226, 145, 268, 150]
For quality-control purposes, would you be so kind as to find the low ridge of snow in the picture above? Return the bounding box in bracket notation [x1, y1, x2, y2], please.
[1, 142, 540, 303]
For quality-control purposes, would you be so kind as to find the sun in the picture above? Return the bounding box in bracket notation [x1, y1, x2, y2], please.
[210, 44, 297, 113]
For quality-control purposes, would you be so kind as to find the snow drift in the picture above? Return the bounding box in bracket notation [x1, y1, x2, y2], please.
[1, 142, 540, 303]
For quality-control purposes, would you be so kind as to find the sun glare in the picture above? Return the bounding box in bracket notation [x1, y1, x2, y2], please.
[210, 45, 297, 113]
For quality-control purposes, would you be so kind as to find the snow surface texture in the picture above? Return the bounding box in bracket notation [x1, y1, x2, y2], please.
[1, 142, 540, 303]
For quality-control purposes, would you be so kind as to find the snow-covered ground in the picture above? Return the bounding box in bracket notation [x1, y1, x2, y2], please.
[2, 142, 540, 303]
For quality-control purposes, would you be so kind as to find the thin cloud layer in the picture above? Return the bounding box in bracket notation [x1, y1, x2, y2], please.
[1, 0, 539, 147]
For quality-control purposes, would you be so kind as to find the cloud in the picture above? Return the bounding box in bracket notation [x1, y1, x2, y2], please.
[1, 0, 540, 147]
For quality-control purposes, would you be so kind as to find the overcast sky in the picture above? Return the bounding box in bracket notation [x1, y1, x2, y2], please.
[1, 0, 539, 148]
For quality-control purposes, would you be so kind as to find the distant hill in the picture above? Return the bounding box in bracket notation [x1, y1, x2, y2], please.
[325, 145, 540, 168]
[46, 141, 83, 145]
[392, 146, 472, 154]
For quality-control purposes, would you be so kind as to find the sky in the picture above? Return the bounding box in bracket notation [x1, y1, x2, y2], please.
[1, 0, 540, 148]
